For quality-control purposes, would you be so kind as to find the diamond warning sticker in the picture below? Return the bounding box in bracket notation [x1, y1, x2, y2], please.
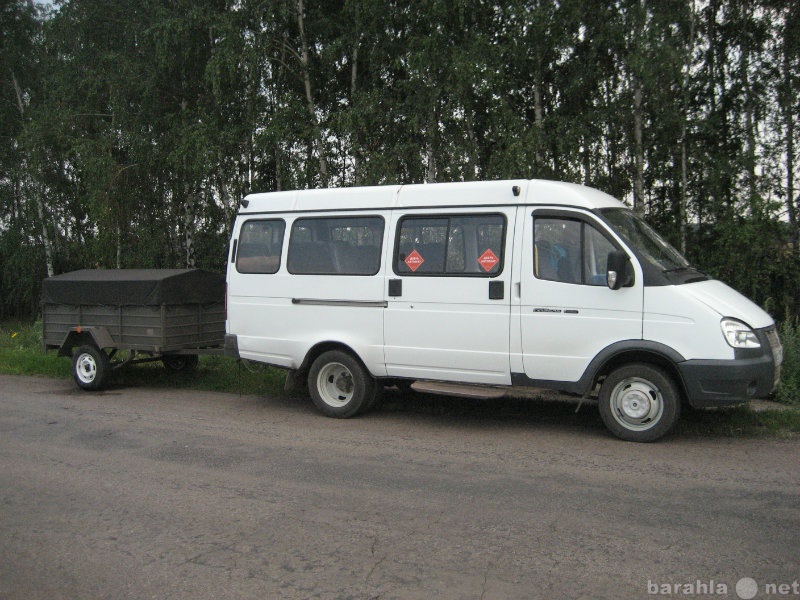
[405, 249, 425, 272]
[478, 248, 500, 272]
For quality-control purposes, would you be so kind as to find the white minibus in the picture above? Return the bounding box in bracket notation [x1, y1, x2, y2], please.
[224, 180, 783, 442]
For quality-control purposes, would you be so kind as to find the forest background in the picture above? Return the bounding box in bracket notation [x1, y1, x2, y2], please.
[1, 0, 799, 323]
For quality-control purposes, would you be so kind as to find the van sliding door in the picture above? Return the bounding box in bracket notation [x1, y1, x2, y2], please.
[383, 208, 515, 385]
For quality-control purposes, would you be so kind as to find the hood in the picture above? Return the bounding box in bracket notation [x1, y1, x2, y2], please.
[682, 280, 774, 329]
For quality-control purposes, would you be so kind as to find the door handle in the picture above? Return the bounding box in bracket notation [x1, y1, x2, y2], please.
[489, 280, 504, 300]
[388, 279, 402, 297]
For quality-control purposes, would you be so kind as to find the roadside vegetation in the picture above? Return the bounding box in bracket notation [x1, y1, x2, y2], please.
[2, 319, 798, 439]
[0, 320, 286, 398]
[775, 316, 800, 405]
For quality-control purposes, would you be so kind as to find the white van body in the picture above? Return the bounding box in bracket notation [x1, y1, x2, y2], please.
[225, 180, 783, 441]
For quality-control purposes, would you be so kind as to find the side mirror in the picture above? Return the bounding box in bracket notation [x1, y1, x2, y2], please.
[607, 250, 632, 290]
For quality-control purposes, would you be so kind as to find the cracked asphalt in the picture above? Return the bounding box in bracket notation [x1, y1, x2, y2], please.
[1, 374, 798, 599]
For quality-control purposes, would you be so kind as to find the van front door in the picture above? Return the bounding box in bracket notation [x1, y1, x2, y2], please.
[384, 208, 515, 385]
[515, 208, 644, 384]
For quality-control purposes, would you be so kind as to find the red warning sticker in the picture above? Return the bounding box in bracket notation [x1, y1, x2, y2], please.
[478, 249, 500, 272]
[405, 249, 425, 272]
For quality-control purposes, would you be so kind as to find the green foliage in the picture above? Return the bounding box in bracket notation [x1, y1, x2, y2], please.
[775, 317, 800, 405]
[0, 321, 70, 377]
[1, 0, 799, 322]
[674, 404, 800, 439]
[0, 232, 46, 320]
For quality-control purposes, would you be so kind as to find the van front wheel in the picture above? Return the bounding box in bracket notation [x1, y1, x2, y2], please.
[308, 350, 375, 418]
[598, 364, 680, 442]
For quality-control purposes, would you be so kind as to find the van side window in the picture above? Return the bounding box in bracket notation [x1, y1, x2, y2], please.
[287, 216, 384, 275]
[236, 219, 286, 274]
[534, 217, 616, 286]
[395, 214, 505, 276]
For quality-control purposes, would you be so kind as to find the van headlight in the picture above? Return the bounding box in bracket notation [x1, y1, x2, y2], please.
[721, 318, 761, 349]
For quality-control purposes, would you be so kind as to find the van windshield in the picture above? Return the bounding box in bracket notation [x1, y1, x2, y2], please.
[599, 208, 690, 272]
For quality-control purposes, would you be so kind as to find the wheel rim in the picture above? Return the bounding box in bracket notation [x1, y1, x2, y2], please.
[608, 377, 664, 431]
[75, 353, 98, 384]
[165, 357, 188, 370]
[316, 362, 354, 408]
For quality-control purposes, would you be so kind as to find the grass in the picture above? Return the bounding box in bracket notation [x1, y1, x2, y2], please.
[775, 316, 800, 405]
[0, 320, 286, 397]
[1, 319, 799, 439]
[674, 404, 800, 439]
[0, 321, 71, 379]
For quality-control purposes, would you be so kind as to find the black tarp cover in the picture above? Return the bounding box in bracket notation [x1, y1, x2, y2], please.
[41, 269, 225, 306]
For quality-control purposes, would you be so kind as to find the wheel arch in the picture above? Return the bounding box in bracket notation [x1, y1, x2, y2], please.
[585, 341, 689, 403]
[298, 341, 368, 377]
[57, 327, 115, 357]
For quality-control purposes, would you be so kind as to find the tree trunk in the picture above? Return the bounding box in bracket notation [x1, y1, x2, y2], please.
[632, 76, 644, 211]
[425, 88, 438, 184]
[582, 135, 591, 186]
[740, 5, 758, 214]
[533, 80, 544, 168]
[12, 70, 54, 277]
[350, 6, 361, 186]
[296, 0, 328, 187]
[782, 7, 798, 255]
[426, 145, 436, 184]
[276, 144, 283, 192]
[116, 223, 122, 269]
[184, 196, 196, 269]
[679, 0, 696, 254]
[34, 181, 55, 278]
[465, 105, 478, 181]
[680, 141, 688, 254]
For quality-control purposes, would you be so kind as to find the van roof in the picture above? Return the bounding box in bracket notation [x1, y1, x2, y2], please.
[240, 179, 627, 214]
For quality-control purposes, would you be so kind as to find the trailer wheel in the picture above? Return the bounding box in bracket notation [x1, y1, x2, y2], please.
[162, 355, 199, 373]
[72, 345, 110, 391]
[598, 363, 681, 442]
[308, 350, 375, 418]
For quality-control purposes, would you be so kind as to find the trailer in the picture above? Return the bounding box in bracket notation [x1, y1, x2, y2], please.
[42, 269, 226, 390]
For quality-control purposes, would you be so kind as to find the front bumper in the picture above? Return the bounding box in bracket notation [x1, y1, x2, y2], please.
[678, 326, 782, 408]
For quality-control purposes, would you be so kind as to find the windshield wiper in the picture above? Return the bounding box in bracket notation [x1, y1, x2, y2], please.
[663, 265, 709, 282]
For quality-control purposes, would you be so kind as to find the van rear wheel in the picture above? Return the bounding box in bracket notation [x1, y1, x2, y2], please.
[308, 350, 376, 418]
[598, 363, 680, 442]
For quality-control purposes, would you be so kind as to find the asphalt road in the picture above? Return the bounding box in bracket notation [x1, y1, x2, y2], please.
[1, 375, 798, 600]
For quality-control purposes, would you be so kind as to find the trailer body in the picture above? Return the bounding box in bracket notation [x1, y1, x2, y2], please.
[42, 269, 225, 388]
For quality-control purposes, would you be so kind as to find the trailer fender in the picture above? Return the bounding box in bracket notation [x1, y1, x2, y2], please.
[58, 326, 115, 357]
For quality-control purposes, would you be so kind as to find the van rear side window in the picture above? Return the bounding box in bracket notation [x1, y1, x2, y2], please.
[236, 219, 286, 274]
[395, 214, 505, 276]
[287, 216, 384, 275]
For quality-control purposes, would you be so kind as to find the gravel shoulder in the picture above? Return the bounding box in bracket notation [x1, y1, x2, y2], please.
[1, 375, 798, 599]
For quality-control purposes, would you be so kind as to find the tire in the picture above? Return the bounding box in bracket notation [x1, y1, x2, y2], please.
[598, 363, 681, 442]
[162, 354, 199, 373]
[72, 345, 110, 391]
[307, 350, 376, 418]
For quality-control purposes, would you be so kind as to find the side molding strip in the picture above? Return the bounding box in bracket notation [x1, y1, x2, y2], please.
[291, 298, 389, 308]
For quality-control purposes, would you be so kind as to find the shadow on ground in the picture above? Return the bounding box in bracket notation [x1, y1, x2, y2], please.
[368, 387, 800, 440]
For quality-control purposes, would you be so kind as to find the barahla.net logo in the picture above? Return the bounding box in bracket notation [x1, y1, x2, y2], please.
[647, 577, 800, 598]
